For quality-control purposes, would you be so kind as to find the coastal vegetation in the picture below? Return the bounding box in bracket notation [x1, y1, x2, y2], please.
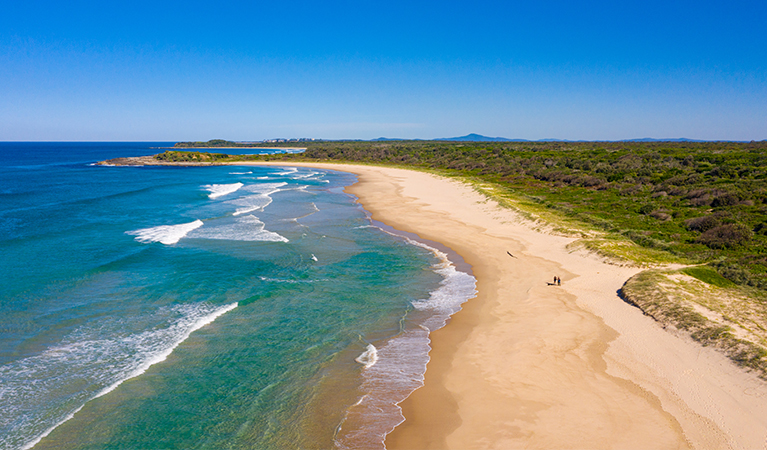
[173, 139, 247, 148]
[156, 150, 234, 162]
[172, 139, 313, 148]
[142, 140, 767, 376]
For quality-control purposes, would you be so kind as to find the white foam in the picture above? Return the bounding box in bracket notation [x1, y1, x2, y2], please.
[227, 182, 287, 216]
[188, 215, 288, 242]
[355, 344, 378, 369]
[228, 171, 252, 175]
[231, 195, 273, 216]
[246, 182, 286, 191]
[94, 303, 238, 398]
[411, 264, 476, 315]
[272, 168, 298, 176]
[127, 219, 203, 245]
[203, 182, 243, 199]
[258, 276, 327, 284]
[20, 406, 84, 450]
[4, 302, 237, 450]
[292, 171, 318, 179]
[404, 238, 476, 330]
[284, 203, 320, 223]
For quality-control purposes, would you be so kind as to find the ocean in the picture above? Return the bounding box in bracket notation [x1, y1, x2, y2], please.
[0, 143, 476, 450]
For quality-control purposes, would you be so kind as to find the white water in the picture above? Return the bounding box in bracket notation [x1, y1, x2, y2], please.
[229, 183, 287, 216]
[127, 219, 204, 245]
[272, 168, 298, 176]
[232, 195, 274, 216]
[3, 303, 238, 450]
[203, 182, 244, 199]
[355, 344, 379, 369]
[188, 215, 288, 242]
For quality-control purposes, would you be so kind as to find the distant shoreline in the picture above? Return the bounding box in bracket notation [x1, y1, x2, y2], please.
[159, 147, 307, 150]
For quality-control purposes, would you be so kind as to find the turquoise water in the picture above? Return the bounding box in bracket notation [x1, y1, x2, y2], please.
[0, 143, 475, 449]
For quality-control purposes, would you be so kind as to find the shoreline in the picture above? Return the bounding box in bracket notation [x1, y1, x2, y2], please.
[106, 159, 767, 448]
[159, 147, 307, 150]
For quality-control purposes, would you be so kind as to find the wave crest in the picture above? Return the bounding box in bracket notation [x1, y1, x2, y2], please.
[127, 219, 203, 245]
[4, 302, 238, 450]
[203, 183, 243, 199]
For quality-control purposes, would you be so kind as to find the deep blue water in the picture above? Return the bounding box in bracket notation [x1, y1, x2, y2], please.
[0, 143, 475, 450]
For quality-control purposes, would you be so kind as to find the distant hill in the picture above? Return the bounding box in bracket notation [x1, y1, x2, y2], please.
[623, 138, 707, 143]
[437, 133, 523, 142]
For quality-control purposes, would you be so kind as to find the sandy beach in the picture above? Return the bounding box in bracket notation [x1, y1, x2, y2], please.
[237, 162, 767, 449]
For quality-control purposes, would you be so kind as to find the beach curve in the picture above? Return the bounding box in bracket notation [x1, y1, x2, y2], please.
[232, 161, 767, 449]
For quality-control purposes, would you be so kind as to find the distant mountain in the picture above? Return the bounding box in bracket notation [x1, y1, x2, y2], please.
[437, 133, 523, 142]
[623, 138, 707, 142]
[344, 135, 752, 143]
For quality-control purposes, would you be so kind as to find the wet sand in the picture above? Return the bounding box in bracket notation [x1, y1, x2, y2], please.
[237, 162, 767, 450]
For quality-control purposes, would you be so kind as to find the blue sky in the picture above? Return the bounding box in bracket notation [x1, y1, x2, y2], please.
[1, 0, 765, 141]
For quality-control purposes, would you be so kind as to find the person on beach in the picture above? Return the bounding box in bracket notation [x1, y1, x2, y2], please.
[557, 276, 561, 286]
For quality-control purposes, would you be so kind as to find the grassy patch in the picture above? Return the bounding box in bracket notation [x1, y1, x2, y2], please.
[681, 266, 738, 288]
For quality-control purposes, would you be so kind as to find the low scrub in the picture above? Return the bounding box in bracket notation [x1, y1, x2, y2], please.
[696, 223, 752, 249]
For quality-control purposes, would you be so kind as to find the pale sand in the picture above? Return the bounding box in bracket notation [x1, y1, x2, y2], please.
[238, 162, 767, 449]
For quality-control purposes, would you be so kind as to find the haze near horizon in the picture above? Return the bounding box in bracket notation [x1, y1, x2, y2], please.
[1, 0, 765, 141]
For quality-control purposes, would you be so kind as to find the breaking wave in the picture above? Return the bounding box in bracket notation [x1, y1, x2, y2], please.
[188, 215, 288, 242]
[127, 219, 204, 245]
[203, 183, 243, 199]
[3, 303, 238, 450]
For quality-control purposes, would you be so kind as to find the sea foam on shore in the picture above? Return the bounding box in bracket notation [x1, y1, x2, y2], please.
[335, 235, 477, 450]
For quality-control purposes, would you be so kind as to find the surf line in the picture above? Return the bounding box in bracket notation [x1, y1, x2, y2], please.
[20, 302, 238, 450]
[368, 218, 474, 277]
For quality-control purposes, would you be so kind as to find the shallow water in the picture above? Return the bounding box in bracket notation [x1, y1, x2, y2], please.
[0, 143, 475, 450]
